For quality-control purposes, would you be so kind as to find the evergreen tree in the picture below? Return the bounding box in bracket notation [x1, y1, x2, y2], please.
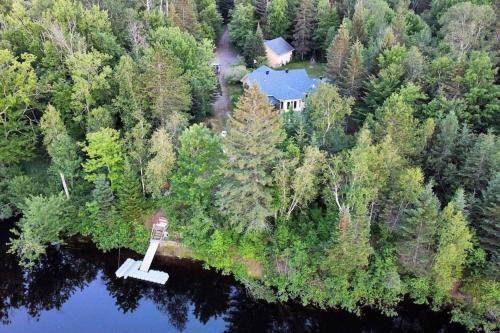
[397, 183, 440, 275]
[173, 0, 202, 38]
[363, 45, 407, 113]
[243, 25, 266, 67]
[266, 0, 289, 38]
[326, 21, 350, 83]
[292, 0, 315, 60]
[352, 0, 364, 43]
[461, 52, 500, 132]
[370, 84, 434, 160]
[171, 124, 224, 217]
[91, 174, 115, 223]
[432, 190, 473, 304]
[142, 48, 191, 126]
[117, 161, 145, 223]
[340, 40, 365, 98]
[229, 3, 256, 50]
[461, 132, 499, 197]
[254, 0, 268, 20]
[476, 173, 500, 276]
[217, 85, 284, 233]
[425, 112, 473, 200]
[381, 167, 425, 232]
[313, 0, 339, 55]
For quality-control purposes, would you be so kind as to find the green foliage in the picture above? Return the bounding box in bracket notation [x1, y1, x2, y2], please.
[396, 183, 440, 275]
[228, 3, 256, 50]
[306, 82, 354, 151]
[170, 124, 224, 220]
[8, 194, 67, 268]
[1, 0, 499, 329]
[145, 127, 175, 198]
[243, 26, 266, 67]
[217, 85, 284, 233]
[439, 2, 496, 59]
[432, 190, 473, 305]
[266, 0, 289, 38]
[0, 50, 37, 165]
[81, 128, 125, 190]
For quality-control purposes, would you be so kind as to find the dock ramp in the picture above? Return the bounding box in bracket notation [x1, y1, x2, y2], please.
[115, 216, 169, 285]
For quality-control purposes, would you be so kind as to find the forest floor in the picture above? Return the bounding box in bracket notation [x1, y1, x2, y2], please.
[207, 26, 240, 132]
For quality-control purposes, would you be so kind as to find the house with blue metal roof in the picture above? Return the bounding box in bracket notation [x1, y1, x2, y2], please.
[241, 65, 319, 111]
[264, 37, 294, 68]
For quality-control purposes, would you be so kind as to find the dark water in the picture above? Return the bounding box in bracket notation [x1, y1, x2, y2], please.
[0, 223, 466, 333]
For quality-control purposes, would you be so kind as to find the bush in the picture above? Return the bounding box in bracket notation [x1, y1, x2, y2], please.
[224, 65, 249, 84]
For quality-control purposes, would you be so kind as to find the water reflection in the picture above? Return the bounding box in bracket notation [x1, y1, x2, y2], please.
[0, 223, 466, 333]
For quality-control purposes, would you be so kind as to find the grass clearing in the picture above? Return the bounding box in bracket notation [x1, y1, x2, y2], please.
[279, 60, 327, 78]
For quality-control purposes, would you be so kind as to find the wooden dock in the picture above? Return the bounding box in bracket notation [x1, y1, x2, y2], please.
[115, 216, 169, 285]
[115, 258, 169, 284]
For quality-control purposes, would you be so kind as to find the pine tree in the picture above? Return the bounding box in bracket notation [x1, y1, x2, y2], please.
[117, 161, 145, 223]
[397, 183, 440, 275]
[173, 0, 202, 38]
[351, 0, 364, 43]
[228, 3, 256, 50]
[292, 0, 315, 60]
[363, 45, 407, 113]
[254, 0, 268, 20]
[476, 173, 500, 276]
[313, 0, 339, 55]
[216, 85, 284, 233]
[425, 112, 473, 200]
[91, 174, 115, 223]
[326, 21, 350, 83]
[243, 25, 266, 67]
[461, 132, 500, 197]
[340, 40, 364, 98]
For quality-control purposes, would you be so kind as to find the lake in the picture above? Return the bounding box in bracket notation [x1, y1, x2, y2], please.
[0, 222, 466, 333]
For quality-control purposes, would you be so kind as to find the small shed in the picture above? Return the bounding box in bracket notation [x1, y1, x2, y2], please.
[264, 37, 294, 68]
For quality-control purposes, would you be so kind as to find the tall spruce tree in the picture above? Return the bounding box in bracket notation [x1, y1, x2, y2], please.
[397, 183, 440, 275]
[313, 0, 339, 55]
[476, 173, 500, 276]
[243, 24, 266, 67]
[340, 40, 365, 98]
[216, 85, 284, 233]
[228, 3, 256, 50]
[425, 112, 473, 200]
[292, 0, 315, 60]
[326, 21, 350, 83]
[352, 0, 365, 43]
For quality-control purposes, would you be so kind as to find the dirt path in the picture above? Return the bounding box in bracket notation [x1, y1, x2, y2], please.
[207, 26, 239, 132]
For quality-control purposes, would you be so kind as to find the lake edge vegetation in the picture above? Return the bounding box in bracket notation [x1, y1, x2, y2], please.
[0, 0, 499, 331]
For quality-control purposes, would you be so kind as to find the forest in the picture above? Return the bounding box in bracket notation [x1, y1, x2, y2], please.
[0, 0, 498, 331]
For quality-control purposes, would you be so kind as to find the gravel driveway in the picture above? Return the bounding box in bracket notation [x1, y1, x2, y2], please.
[208, 26, 240, 131]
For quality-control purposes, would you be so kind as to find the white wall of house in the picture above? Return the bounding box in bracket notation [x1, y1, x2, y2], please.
[279, 99, 304, 111]
[265, 47, 293, 68]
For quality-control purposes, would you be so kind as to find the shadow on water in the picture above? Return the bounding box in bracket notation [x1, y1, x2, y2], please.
[0, 221, 466, 333]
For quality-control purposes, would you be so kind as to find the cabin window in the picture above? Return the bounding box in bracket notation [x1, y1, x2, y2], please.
[280, 101, 284, 109]
[293, 101, 297, 109]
